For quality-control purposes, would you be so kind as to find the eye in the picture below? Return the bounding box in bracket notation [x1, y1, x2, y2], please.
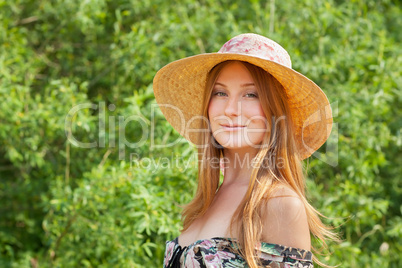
[213, 91, 227, 97]
[245, 92, 258, 98]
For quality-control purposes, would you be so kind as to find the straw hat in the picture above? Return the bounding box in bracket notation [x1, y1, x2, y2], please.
[153, 33, 332, 159]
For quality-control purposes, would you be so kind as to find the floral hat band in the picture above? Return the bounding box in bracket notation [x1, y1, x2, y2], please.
[218, 34, 292, 68]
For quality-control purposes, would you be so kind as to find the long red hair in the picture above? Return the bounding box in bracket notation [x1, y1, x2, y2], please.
[181, 60, 338, 267]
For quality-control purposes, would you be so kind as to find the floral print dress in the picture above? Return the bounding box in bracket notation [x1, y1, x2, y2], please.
[163, 237, 313, 267]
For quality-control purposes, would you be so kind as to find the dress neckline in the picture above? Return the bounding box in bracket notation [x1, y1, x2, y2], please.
[171, 236, 313, 255]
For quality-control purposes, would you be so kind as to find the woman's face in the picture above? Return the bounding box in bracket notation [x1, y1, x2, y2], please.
[208, 62, 268, 150]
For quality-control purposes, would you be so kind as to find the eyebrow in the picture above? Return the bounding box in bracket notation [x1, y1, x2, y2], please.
[214, 82, 255, 88]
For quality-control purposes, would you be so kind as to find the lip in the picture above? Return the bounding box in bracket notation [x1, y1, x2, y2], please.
[220, 124, 246, 131]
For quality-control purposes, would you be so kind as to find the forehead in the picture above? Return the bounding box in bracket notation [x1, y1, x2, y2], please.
[215, 62, 254, 84]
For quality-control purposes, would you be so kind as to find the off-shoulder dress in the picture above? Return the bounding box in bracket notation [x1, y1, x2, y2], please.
[163, 236, 313, 267]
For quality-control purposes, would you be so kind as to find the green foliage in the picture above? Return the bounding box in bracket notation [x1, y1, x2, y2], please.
[41, 159, 196, 267]
[0, 0, 401, 267]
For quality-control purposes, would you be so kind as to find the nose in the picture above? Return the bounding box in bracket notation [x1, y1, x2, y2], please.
[224, 96, 241, 117]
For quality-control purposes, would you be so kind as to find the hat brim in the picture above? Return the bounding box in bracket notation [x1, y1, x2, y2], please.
[153, 53, 332, 159]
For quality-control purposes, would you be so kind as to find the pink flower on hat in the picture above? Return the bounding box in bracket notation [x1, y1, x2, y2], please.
[218, 33, 292, 68]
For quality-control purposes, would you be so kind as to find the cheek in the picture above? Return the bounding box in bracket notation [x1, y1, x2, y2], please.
[244, 103, 267, 123]
[208, 99, 219, 120]
[207, 101, 216, 131]
[207, 103, 212, 118]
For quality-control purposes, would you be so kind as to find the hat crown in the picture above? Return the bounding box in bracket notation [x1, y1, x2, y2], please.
[218, 33, 292, 68]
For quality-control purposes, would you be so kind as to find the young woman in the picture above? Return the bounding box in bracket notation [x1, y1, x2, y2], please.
[153, 33, 337, 267]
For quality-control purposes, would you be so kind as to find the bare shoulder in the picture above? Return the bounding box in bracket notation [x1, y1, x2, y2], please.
[261, 185, 311, 250]
[267, 186, 305, 214]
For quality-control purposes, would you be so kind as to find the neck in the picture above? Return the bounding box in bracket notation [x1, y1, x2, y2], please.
[221, 147, 260, 185]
